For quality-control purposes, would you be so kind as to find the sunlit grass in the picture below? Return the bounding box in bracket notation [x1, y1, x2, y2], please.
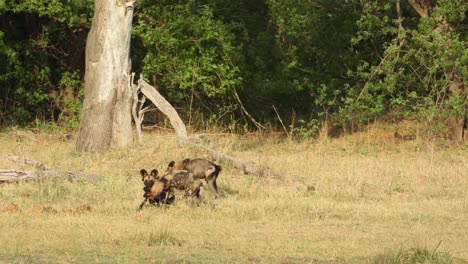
[0, 127, 467, 263]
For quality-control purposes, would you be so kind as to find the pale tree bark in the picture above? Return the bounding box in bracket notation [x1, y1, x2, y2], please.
[76, 0, 135, 152]
[138, 78, 188, 140]
[407, 0, 467, 142]
[406, 0, 435, 18]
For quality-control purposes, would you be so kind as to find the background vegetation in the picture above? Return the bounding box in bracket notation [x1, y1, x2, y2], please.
[0, 0, 466, 138]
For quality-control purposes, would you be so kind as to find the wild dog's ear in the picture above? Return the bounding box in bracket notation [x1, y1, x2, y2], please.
[167, 161, 175, 172]
[140, 169, 148, 180]
[182, 158, 190, 167]
[150, 169, 159, 178]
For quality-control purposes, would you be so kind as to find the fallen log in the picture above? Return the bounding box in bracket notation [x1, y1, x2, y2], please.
[0, 170, 36, 183]
[2, 155, 100, 183]
[181, 138, 293, 180]
[0, 169, 99, 184]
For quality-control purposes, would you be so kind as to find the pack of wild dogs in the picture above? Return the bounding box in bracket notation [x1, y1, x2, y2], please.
[138, 158, 222, 211]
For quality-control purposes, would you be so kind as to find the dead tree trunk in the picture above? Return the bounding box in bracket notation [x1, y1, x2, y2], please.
[76, 0, 135, 152]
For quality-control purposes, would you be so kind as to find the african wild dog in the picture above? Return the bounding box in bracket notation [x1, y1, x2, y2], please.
[138, 166, 204, 210]
[138, 169, 174, 211]
[163, 166, 205, 200]
[166, 158, 222, 196]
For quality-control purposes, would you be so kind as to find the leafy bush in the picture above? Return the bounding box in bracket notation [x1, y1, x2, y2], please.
[0, 0, 91, 128]
[133, 1, 242, 115]
[344, 0, 467, 138]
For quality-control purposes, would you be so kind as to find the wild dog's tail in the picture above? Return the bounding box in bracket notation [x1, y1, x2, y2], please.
[206, 164, 222, 181]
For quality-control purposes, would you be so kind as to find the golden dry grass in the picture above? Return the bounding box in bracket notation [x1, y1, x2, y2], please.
[0, 126, 467, 263]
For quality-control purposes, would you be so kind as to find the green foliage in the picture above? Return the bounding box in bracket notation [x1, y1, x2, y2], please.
[54, 71, 83, 131]
[133, 0, 242, 107]
[258, 0, 363, 128]
[345, 0, 467, 136]
[0, 0, 91, 127]
[9, 0, 92, 27]
[294, 119, 320, 139]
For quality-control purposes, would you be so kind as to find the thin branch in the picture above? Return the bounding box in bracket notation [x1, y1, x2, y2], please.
[393, 0, 406, 72]
[233, 89, 266, 130]
[140, 106, 152, 115]
[272, 105, 291, 139]
[131, 72, 145, 143]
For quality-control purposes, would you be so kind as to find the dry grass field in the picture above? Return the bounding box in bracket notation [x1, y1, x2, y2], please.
[0, 126, 467, 263]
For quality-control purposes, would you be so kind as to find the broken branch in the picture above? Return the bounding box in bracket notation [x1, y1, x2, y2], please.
[138, 77, 188, 140]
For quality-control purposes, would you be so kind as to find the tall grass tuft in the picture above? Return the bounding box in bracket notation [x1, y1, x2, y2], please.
[145, 230, 183, 247]
[372, 246, 454, 264]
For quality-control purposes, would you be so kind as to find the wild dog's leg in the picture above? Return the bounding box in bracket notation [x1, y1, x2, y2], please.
[211, 178, 219, 196]
[161, 191, 169, 205]
[183, 188, 195, 206]
[149, 197, 160, 207]
[187, 184, 203, 206]
[206, 177, 219, 196]
[163, 187, 173, 206]
[196, 185, 204, 199]
[189, 181, 204, 202]
[138, 197, 148, 211]
[192, 186, 202, 201]
[165, 192, 176, 205]
[154, 192, 162, 206]
[205, 165, 220, 196]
